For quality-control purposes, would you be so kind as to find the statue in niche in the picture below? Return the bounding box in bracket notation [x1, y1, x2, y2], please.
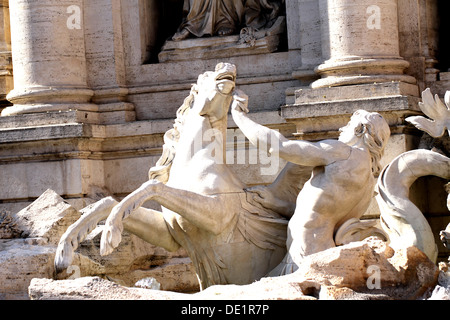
[231, 90, 391, 275]
[172, 0, 285, 41]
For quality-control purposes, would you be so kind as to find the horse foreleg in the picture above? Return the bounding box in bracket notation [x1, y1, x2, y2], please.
[101, 206, 181, 256]
[101, 180, 238, 254]
[55, 197, 117, 272]
[56, 194, 180, 271]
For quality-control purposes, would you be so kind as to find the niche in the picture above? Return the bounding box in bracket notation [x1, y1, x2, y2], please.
[140, 0, 184, 64]
[436, 0, 450, 72]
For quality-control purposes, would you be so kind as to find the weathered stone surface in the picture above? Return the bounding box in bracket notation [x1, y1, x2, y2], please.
[290, 238, 439, 300]
[14, 189, 81, 244]
[0, 238, 108, 300]
[0, 241, 55, 300]
[28, 239, 441, 300]
[0, 189, 199, 299]
[125, 257, 199, 292]
[0, 235, 198, 300]
[28, 275, 316, 300]
[73, 227, 199, 292]
[428, 263, 450, 300]
[29, 276, 189, 301]
[0, 211, 20, 239]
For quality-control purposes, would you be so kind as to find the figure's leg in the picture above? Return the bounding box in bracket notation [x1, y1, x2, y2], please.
[292, 224, 336, 257]
[101, 180, 239, 255]
[172, 28, 190, 41]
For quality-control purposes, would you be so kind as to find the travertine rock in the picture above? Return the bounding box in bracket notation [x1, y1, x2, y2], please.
[292, 238, 439, 300]
[29, 276, 188, 301]
[0, 211, 20, 239]
[0, 238, 109, 300]
[0, 189, 199, 299]
[29, 239, 441, 300]
[0, 241, 55, 300]
[428, 264, 450, 300]
[14, 189, 81, 244]
[28, 275, 316, 300]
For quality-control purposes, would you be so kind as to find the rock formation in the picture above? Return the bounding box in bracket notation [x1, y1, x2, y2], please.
[28, 238, 441, 300]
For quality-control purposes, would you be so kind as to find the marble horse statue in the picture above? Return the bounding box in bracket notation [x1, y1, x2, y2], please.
[54, 63, 293, 290]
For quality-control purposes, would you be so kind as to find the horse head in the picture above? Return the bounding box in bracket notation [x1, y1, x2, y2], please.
[191, 62, 237, 123]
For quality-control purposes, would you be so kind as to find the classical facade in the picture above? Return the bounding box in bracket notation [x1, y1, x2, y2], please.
[0, 0, 449, 263]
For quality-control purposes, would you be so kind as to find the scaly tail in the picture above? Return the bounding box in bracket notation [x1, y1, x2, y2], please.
[54, 197, 118, 272]
[375, 150, 450, 262]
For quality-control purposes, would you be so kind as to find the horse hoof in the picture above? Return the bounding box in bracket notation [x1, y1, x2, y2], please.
[54, 240, 74, 273]
[100, 222, 122, 256]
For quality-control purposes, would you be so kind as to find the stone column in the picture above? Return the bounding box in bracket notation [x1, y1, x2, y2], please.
[312, 0, 416, 88]
[0, 0, 12, 110]
[1, 0, 95, 116]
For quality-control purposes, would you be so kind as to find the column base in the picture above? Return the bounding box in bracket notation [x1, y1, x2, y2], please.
[2, 86, 135, 124]
[2, 86, 96, 116]
[282, 81, 421, 140]
[1, 104, 136, 125]
[311, 58, 417, 89]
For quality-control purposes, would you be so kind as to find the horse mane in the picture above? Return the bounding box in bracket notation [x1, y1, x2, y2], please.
[148, 85, 196, 183]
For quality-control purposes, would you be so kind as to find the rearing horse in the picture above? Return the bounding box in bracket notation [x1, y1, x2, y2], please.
[55, 63, 289, 290]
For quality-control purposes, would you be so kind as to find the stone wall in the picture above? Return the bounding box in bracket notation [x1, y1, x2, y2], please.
[0, 0, 447, 213]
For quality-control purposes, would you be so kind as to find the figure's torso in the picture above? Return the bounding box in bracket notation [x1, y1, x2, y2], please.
[290, 147, 375, 233]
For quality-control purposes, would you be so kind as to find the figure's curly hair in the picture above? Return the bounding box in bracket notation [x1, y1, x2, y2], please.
[354, 110, 391, 177]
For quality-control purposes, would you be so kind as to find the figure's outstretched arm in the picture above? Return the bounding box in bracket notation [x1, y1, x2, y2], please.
[231, 90, 350, 167]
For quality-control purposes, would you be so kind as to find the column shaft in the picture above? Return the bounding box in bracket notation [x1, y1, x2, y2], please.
[2, 0, 95, 116]
[312, 0, 416, 88]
